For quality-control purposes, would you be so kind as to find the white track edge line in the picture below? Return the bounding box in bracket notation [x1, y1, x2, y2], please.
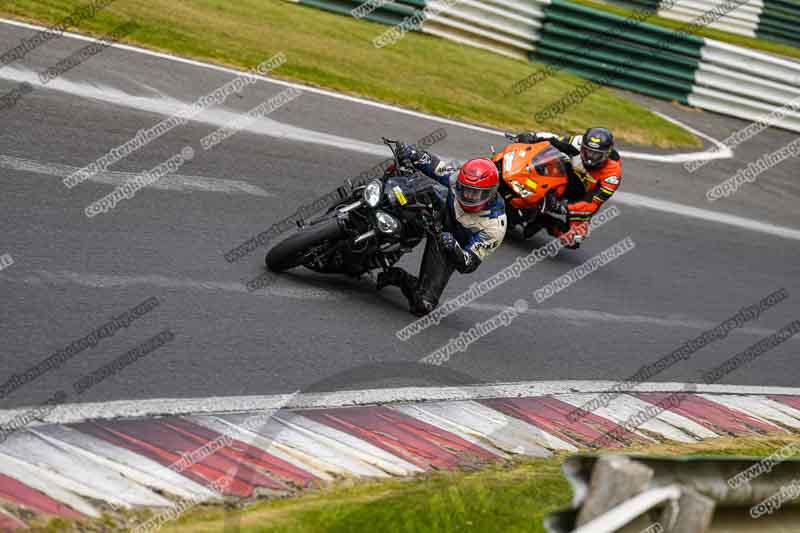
[2, 380, 799, 426]
[0, 17, 732, 164]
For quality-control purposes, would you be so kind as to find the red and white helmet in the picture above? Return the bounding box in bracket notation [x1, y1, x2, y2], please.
[455, 158, 499, 213]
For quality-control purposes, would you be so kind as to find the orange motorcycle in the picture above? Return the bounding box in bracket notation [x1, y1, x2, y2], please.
[491, 133, 576, 239]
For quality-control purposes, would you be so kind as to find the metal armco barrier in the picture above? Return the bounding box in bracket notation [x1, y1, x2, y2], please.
[289, 0, 800, 132]
[546, 454, 800, 532]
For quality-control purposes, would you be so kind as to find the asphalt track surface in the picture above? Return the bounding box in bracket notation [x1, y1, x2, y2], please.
[0, 21, 798, 411]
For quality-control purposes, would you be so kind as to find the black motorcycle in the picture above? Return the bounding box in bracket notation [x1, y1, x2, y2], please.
[265, 139, 445, 279]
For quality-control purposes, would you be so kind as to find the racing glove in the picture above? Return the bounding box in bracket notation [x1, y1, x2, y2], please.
[515, 132, 579, 157]
[514, 132, 540, 144]
[438, 232, 457, 253]
[395, 142, 417, 165]
[439, 232, 480, 274]
[396, 142, 431, 169]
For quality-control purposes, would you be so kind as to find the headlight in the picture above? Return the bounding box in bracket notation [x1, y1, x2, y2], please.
[375, 211, 400, 234]
[363, 180, 382, 207]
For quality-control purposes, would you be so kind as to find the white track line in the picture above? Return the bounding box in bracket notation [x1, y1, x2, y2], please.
[0, 65, 387, 158]
[0, 154, 272, 197]
[2, 21, 796, 241]
[3, 61, 797, 242]
[0, 17, 732, 164]
[4, 269, 339, 301]
[636, 111, 733, 163]
[1, 380, 799, 426]
[469, 303, 792, 339]
[613, 191, 800, 241]
[3, 35, 790, 241]
[7, 269, 793, 342]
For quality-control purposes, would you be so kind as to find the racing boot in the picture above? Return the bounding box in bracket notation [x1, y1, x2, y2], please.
[377, 267, 437, 317]
[377, 267, 418, 301]
[550, 226, 580, 249]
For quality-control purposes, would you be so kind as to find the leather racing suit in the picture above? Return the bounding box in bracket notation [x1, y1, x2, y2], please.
[378, 151, 507, 316]
[517, 132, 622, 245]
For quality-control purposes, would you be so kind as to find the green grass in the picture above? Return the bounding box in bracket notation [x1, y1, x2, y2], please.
[19, 434, 800, 533]
[162, 458, 568, 533]
[0, 0, 701, 148]
[572, 0, 800, 61]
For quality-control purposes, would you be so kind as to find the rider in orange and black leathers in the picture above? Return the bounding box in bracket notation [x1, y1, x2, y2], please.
[515, 127, 621, 248]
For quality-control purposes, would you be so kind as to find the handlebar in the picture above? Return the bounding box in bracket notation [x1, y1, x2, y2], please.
[381, 137, 416, 176]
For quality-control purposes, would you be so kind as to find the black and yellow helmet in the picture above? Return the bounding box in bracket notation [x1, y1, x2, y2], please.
[581, 127, 614, 169]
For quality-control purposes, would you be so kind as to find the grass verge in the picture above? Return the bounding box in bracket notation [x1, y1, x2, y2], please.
[20, 434, 800, 533]
[572, 0, 800, 61]
[0, 0, 701, 148]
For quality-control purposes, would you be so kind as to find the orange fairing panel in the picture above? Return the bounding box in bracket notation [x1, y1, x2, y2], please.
[495, 142, 568, 207]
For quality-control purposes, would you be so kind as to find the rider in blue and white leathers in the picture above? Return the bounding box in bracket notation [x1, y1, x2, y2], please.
[377, 143, 507, 316]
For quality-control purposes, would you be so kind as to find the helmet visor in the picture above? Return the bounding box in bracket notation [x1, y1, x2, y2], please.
[581, 144, 609, 168]
[455, 181, 496, 207]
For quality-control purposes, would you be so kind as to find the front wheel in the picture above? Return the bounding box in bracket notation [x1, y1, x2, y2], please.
[266, 217, 344, 272]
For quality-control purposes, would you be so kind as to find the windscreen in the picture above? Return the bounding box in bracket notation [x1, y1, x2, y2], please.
[532, 146, 569, 177]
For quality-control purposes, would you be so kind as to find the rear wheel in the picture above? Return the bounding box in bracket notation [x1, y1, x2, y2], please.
[266, 218, 344, 272]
